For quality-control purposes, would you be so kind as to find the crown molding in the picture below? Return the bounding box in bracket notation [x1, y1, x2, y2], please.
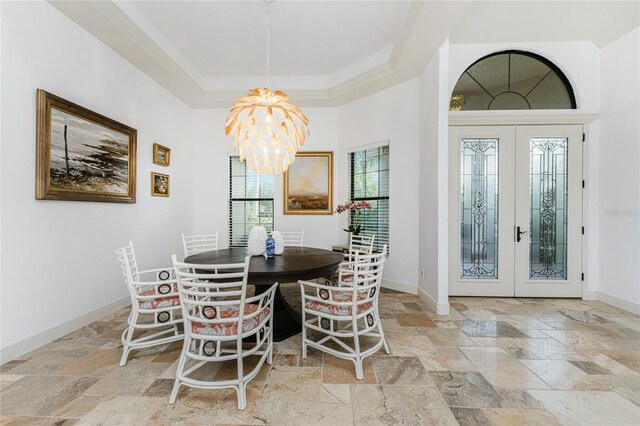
[49, 0, 472, 108]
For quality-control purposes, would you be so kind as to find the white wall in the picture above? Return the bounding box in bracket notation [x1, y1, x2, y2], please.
[192, 81, 421, 290]
[338, 79, 421, 290]
[0, 2, 194, 351]
[598, 28, 640, 306]
[191, 107, 341, 251]
[418, 54, 441, 300]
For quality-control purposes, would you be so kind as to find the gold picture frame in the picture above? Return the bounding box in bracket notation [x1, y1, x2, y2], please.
[151, 172, 170, 197]
[153, 143, 170, 166]
[283, 151, 333, 215]
[36, 89, 137, 203]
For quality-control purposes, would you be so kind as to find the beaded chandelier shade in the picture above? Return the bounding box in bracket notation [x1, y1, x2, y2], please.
[224, 0, 309, 175]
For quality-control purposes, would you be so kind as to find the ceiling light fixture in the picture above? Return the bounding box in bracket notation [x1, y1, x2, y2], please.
[224, 0, 309, 175]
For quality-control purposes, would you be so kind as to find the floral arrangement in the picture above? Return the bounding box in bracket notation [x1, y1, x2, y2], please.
[335, 200, 371, 235]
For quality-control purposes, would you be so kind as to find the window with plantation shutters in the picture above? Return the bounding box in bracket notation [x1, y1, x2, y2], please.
[348, 144, 389, 252]
[229, 156, 274, 247]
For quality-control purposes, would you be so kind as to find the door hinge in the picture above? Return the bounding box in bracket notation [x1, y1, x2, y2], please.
[582, 133, 586, 142]
[582, 180, 585, 188]
[582, 226, 585, 235]
[581, 273, 585, 281]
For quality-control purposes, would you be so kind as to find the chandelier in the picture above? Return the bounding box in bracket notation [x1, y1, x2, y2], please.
[225, 0, 309, 175]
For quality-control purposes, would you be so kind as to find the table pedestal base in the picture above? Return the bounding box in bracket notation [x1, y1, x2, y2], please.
[254, 284, 301, 342]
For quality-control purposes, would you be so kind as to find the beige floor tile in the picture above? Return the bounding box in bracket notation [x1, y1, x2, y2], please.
[437, 347, 477, 371]
[422, 328, 476, 346]
[55, 349, 122, 377]
[450, 407, 492, 426]
[430, 371, 503, 408]
[320, 383, 351, 403]
[528, 390, 640, 425]
[371, 356, 433, 386]
[595, 375, 640, 406]
[153, 383, 262, 424]
[521, 359, 609, 390]
[3, 293, 638, 424]
[0, 416, 78, 425]
[77, 396, 164, 425]
[394, 313, 436, 327]
[83, 359, 170, 396]
[261, 366, 323, 402]
[274, 401, 354, 425]
[322, 354, 376, 384]
[53, 395, 108, 418]
[483, 408, 562, 426]
[1, 376, 97, 417]
[460, 347, 550, 389]
[0, 374, 24, 390]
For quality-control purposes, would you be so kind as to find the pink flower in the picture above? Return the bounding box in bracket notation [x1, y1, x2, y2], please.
[335, 200, 372, 214]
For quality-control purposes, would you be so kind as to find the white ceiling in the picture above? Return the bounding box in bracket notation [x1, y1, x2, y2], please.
[132, 1, 411, 78]
[49, 1, 639, 107]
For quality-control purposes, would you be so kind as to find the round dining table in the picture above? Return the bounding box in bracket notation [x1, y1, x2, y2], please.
[184, 246, 344, 341]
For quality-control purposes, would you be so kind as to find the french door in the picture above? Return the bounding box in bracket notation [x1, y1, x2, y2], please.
[449, 125, 583, 297]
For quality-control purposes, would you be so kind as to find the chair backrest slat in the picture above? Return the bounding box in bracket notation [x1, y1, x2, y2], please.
[182, 232, 219, 257]
[279, 231, 304, 247]
[173, 256, 252, 336]
[349, 233, 375, 256]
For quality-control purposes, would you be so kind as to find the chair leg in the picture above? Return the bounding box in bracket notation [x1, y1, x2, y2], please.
[355, 358, 364, 381]
[352, 316, 363, 380]
[169, 380, 181, 404]
[375, 309, 390, 354]
[119, 312, 137, 366]
[169, 336, 190, 404]
[237, 382, 247, 410]
[301, 311, 308, 359]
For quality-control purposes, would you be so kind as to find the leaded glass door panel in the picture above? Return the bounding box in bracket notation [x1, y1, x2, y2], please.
[449, 126, 516, 297]
[514, 125, 583, 297]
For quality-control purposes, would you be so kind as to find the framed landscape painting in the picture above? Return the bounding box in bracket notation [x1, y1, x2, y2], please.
[153, 143, 170, 167]
[283, 151, 333, 215]
[36, 89, 137, 203]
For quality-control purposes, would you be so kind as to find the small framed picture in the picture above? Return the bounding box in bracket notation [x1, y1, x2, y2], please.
[151, 172, 170, 197]
[153, 143, 170, 166]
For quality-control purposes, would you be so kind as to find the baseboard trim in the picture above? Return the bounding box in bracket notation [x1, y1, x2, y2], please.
[597, 292, 640, 315]
[417, 287, 450, 315]
[1, 297, 131, 364]
[382, 279, 418, 295]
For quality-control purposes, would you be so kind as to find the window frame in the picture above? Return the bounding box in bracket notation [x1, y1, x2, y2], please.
[348, 143, 390, 253]
[228, 156, 274, 248]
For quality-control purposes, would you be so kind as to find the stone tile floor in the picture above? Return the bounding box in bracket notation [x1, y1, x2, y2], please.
[1, 287, 639, 425]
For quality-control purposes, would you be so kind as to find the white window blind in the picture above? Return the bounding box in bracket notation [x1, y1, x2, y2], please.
[348, 145, 389, 252]
[229, 156, 274, 247]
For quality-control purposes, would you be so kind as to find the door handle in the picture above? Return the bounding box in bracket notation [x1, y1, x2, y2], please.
[516, 226, 530, 242]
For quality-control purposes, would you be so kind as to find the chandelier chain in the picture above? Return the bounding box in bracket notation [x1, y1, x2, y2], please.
[265, 0, 270, 88]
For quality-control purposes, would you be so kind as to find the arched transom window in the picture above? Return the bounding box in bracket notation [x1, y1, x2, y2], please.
[450, 50, 576, 111]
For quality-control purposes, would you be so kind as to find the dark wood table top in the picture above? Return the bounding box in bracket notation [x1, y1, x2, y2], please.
[184, 246, 344, 285]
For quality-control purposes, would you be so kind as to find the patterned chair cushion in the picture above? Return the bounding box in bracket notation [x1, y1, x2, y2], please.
[192, 304, 271, 336]
[305, 289, 373, 316]
[138, 285, 180, 309]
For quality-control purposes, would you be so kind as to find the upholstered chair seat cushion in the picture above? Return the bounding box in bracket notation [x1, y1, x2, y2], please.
[192, 304, 271, 336]
[304, 289, 372, 316]
[138, 285, 180, 309]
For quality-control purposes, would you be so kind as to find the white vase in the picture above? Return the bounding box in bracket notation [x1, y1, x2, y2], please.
[248, 226, 268, 256]
[272, 231, 284, 255]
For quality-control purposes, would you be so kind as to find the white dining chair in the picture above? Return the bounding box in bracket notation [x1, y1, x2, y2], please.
[182, 232, 219, 257]
[170, 256, 278, 410]
[346, 233, 375, 261]
[299, 245, 389, 380]
[116, 242, 183, 366]
[279, 231, 304, 247]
